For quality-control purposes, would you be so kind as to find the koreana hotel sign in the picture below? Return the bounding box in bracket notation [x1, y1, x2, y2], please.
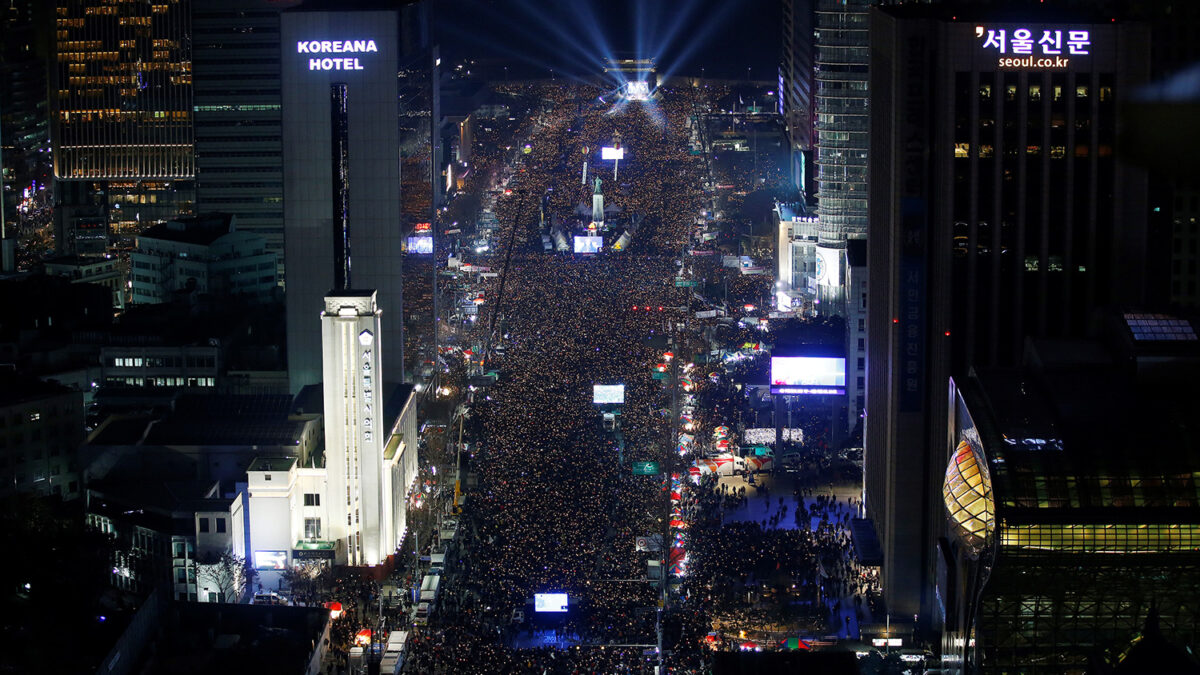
[297, 39, 379, 71]
[976, 26, 1091, 69]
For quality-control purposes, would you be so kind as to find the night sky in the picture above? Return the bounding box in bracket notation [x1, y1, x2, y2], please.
[433, 0, 781, 81]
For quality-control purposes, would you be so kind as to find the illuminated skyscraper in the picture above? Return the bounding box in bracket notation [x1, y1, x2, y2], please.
[865, 4, 1150, 621]
[51, 0, 195, 246]
[814, 0, 869, 244]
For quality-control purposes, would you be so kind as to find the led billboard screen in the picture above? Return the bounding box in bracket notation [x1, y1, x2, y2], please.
[574, 236, 603, 253]
[407, 236, 433, 254]
[600, 146, 625, 160]
[535, 593, 569, 612]
[254, 550, 288, 570]
[593, 384, 625, 404]
[770, 356, 846, 395]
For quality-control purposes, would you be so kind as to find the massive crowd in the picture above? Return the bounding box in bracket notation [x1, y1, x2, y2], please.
[399, 81, 865, 673]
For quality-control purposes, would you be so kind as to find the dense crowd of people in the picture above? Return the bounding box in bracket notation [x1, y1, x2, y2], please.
[397, 81, 866, 673]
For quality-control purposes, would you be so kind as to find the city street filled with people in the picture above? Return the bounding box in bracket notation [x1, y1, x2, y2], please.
[376, 82, 877, 673]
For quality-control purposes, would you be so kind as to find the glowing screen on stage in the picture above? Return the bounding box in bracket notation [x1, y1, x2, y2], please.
[574, 236, 603, 253]
[600, 146, 625, 160]
[407, 236, 433, 254]
[593, 384, 625, 404]
[770, 356, 846, 395]
[625, 81, 651, 101]
[535, 593, 568, 612]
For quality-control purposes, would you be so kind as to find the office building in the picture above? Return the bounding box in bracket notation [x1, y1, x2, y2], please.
[52, 0, 195, 248]
[129, 214, 278, 305]
[865, 5, 1150, 619]
[773, 201, 818, 314]
[42, 254, 126, 310]
[814, 0, 869, 245]
[282, 7, 405, 391]
[0, 372, 85, 500]
[780, 0, 815, 195]
[192, 0, 302, 277]
[939, 313, 1200, 673]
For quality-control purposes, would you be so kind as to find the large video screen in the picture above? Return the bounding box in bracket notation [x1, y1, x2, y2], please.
[770, 356, 846, 395]
[535, 593, 568, 612]
[254, 550, 288, 570]
[625, 81, 651, 101]
[600, 146, 625, 160]
[593, 384, 625, 404]
[407, 236, 433, 254]
[574, 236, 603, 253]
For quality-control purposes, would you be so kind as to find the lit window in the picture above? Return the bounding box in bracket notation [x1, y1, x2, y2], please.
[954, 143, 971, 158]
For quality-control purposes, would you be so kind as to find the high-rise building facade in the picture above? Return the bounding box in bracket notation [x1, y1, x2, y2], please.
[780, 0, 815, 195]
[192, 0, 302, 278]
[865, 5, 1150, 620]
[282, 7, 405, 392]
[814, 0, 869, 244]
[51, 0, 195, 247]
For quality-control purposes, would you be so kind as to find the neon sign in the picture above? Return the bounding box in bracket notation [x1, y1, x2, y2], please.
[976, 27, 1090, 69]
[298, 40, 378, 71]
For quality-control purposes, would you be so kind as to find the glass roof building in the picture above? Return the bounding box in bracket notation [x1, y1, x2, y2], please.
[938, 314, 1200, 673]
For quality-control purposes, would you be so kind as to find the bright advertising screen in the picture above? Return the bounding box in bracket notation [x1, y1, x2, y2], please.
[600, 146, 625, 160]
[535, 593, 568, 612]
[254, 550, 288, 570]
[407, 236, 433, 254]
[574, 236, 603, 253]
[593, 384, 625, 404]
[770, 356, 846, 395]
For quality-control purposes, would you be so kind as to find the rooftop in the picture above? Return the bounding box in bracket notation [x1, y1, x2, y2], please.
[0, 372, 74, 407]
[248, 457, 297, 473]
[138, 213, 235, 247]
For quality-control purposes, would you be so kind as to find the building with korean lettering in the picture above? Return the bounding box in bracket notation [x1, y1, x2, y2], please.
[319, 290, 407, 567]
[863, 4, 1150, 623]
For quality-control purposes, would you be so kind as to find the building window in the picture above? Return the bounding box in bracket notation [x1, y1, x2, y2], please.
[304, 493, 320, 507]
[216, 518, 226, 533]
[198, 517, 210, 533]
[28, 412, 40, 422]
[304, 518, 321, 540]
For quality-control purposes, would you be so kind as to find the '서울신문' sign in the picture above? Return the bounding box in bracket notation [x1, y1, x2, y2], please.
[976, 27, 1090, 69]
